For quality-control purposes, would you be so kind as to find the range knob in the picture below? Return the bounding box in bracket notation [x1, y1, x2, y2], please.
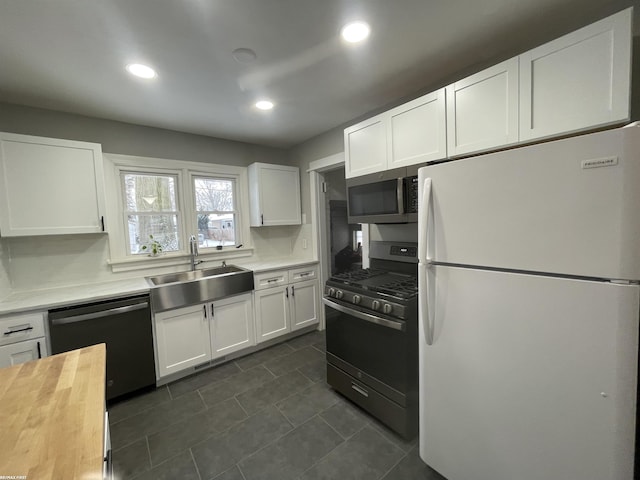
[335, 290, 344, 300]
[352, 295, 361, 305]
[371, 300, 380, 311]
[383, 304, 393, 314]
[328, 287, 336, 297]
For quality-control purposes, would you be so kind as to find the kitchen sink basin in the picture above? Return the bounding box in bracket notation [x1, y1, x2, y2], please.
[148, 265, 246, 286]
[147, 265, 254, 312]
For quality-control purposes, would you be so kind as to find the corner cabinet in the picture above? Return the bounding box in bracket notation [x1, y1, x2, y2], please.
[519, 7, 632, 142]
[248, 163, 301, 226]
[344, 89, 447, 178]
[0, 132, 107, 236]
[254, 264, 319, 344]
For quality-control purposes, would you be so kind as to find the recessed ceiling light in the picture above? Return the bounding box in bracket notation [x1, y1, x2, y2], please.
[255, 100, 274, 111]
[126, 63, 157, 79]
[341, 21, 370, 43]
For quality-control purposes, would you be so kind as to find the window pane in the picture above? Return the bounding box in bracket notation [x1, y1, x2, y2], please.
[124, 174, 177, 212]
[194, 178, 233, 212]
[127, 214, 180, 254]
[197, 213, 235, 247]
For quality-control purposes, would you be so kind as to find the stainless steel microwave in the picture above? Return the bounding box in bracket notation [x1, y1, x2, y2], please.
[347, 166, 419, 224]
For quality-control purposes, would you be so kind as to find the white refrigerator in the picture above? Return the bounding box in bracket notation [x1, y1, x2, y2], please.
[417, 125, 640, 480]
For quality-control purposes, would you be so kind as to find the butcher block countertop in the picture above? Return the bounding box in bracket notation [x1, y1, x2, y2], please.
[0, 344, 106, 479]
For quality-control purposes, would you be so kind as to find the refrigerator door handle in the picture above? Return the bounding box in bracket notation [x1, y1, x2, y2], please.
[419, 177, 434, 346]
[418, 177, 432, 265]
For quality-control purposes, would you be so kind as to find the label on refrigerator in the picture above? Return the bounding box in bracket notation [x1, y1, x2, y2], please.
[581, 156, 618, 169]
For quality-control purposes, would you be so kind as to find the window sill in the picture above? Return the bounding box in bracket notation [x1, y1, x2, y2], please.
[108, 247, 255, 273]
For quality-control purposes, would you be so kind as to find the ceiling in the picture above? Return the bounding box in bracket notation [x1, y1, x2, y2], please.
[0, 0, 637, 149]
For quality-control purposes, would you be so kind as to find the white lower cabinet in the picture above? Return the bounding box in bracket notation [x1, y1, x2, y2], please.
[211, 293, 255, 359]
[0, 312, 48, 368]
[254, 286, 290, 343]
[254, 265, 320, 344]
[290, 279, 320, 331]
[154, 304, 212, 378]
[154, 293, 255, 378]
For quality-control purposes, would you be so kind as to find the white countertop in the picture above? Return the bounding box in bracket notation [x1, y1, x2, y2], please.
[0, 258, 318, 316]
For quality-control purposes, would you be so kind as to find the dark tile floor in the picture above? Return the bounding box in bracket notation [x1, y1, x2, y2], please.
[109, 330, 445, 480]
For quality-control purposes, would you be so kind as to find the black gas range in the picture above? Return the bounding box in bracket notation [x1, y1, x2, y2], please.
[323, 241, 419, 439]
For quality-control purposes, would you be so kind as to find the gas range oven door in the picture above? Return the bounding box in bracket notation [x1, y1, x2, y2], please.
[323, 297, 418, 438]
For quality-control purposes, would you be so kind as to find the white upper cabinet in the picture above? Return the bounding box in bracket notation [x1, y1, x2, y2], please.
[0, 132, 107, 236]
[248, 163, 301, 226]
[388, 89, 447, 168]
[446, 58, 519, 157]
[519, 7, 632, 142]
[345, 90, 447, 178]
[344, 115, 387, 178]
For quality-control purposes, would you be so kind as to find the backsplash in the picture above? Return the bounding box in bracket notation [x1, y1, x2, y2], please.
[0, 239, 11, 298]
[2, 224, 315, 293]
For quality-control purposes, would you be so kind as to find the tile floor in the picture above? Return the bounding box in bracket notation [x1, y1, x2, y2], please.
[108, 330, 445, 480]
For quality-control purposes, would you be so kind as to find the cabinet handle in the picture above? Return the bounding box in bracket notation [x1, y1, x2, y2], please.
[300, 272, 310, 277]
[291, 285, 295, 297]
[286, 286, 289, 298]
[100, 216, 105, 232]
[261, 214, 264, 225]
[3, 326, 34, 336]
[210, 304, 215, 318]
[203, 305, 207, 320]
[37, 341, 42, 359]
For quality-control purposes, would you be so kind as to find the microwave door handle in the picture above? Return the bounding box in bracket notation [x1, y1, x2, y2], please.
[397, 178, 405, 214]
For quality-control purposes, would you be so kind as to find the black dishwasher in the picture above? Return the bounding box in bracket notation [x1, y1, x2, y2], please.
[48, 294, 156, 400]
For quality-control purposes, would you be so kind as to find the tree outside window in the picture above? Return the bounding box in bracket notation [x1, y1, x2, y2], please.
[122, 173, 180, 254]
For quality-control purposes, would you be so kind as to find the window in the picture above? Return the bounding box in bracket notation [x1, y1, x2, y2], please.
[122, 173, 180, 255]
[193, 176, 237, 248]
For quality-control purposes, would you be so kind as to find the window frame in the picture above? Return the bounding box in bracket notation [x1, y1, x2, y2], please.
[120, 170, 183, 256]
[190, 172, 241, 250]
[105, 153, 251, 272]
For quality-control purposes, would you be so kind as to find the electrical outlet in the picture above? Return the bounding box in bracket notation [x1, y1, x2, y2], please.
[302, 238, 308, 249]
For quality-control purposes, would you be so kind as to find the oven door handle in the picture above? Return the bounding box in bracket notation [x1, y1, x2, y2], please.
[323, 298, 405, 331]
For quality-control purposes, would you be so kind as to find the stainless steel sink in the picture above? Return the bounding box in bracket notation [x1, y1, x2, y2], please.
[148, 265, 254, 312]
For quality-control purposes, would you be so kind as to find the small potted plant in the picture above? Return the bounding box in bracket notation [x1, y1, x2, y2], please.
[141, 235, 163, 257]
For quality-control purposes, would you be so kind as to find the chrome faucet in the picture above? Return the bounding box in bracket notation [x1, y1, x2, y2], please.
[222, 260, 227, 267]
[189, 235, 203, 270]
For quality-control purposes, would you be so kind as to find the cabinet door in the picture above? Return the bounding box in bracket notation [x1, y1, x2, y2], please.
[344, 115, 388, 178]
[0, 338, 46, 368]
[254, 286, 290, 343]
[249, 163, 301, 226]
[519, 8, 632, 142]
[154, 304, 211, 377]
[388, 89, 447, 168]
[211, 293, 255, 359]
[290, 279, 319, 331]
[0, 132, 106, 236]
[446, 58, 519, 157]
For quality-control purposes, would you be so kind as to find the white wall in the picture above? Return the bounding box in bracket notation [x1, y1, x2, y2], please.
[0, 102, 312, 293]
[0, 239, 11, 298]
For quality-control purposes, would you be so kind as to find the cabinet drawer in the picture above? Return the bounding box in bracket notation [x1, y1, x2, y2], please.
[254, 269, 289, 290]
[0, 312, 45, 347]
[289, 265, 318, 283]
